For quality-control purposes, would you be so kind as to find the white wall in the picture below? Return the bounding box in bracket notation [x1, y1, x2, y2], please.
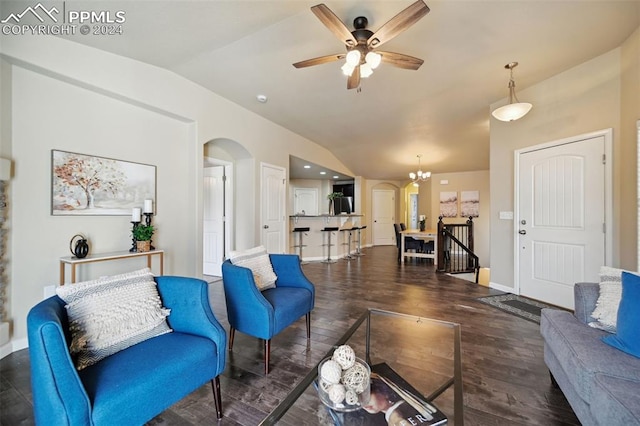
[0, 35, 354, 348]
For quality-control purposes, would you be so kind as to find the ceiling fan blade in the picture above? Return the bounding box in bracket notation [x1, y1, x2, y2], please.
[379, 51, 424, 70]
[311, 4, 357, 47]
[293, 53, 345, 68]
[367, 0, 430, 48]
[347, 65, 361, 90]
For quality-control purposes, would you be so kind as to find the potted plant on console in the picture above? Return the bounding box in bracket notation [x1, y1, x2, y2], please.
[132, 224, 154, 252]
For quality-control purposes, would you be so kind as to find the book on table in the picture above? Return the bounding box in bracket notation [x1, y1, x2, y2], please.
[321, 362, 448, 426]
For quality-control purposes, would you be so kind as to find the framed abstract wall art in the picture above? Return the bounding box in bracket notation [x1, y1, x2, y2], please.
[439, 191, 458, 217]
[460, 190, 480, 217]
[51, 150, 156, 216]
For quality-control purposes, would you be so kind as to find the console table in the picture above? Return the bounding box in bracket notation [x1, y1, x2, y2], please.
[59, 249, 164, 285]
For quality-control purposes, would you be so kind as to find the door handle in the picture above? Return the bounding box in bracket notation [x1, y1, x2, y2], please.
[519, 230, 526, 235]
[263, 225, 269, 229]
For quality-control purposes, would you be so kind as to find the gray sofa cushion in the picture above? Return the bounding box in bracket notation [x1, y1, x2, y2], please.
[540, 308, 640, 402]
[591, 374, 640, 425]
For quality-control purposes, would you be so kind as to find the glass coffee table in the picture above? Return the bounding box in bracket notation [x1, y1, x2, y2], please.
[260, 308, 464, 425]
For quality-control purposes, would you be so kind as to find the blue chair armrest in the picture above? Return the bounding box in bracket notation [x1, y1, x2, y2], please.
[222, 260, 274, 339]
[27, 296, 92, 425]
[155, 276, 227, 373]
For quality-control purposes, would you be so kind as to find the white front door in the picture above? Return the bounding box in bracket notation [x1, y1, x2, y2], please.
[203, 166, 224, 276]
[261, 163, 286, 253]
[517, 131, 610, 309]
[372, 189, 396, 245]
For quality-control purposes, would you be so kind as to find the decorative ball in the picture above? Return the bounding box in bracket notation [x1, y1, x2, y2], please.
[320, 359, 342, 384]
[342, 362, 369, 394]
[345, 388, 358, 405]
[332, 345, 356, 369]
[328, 383, 346, 404]
[319, 378, 332, 393]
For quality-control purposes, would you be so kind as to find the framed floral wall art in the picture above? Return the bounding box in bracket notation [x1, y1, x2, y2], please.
[460, 190, 480, 217]
[51, 150, 156, 216]
[439, 191, 458, 217]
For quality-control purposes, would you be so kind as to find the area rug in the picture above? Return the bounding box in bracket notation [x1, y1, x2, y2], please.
[477, 294, 555, 324]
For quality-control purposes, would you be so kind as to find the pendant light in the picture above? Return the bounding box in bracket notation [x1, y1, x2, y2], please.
[492, 62, 532, 122]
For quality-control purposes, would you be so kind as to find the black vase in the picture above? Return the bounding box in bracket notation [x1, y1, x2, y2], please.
[70, 234, 89, 258]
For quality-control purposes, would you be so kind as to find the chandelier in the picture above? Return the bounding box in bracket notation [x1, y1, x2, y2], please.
[491, 62, 532, 122]
[409, 154, 431, 187]
[341, 49, 382, 79]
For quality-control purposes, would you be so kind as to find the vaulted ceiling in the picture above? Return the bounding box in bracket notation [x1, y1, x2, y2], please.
[57, 0, 640, 180]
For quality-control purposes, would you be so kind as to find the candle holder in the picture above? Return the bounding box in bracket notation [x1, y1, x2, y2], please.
[143, 213, 155, 250]
[129, 221, 140, 252]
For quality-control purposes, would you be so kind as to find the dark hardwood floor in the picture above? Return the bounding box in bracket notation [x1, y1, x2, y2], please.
[0, 246, 579, 425]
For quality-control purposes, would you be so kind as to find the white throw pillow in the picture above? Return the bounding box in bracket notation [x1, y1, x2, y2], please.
[56, 267, 172, 370]
[589, 266, 625, 332]
[229, 246, 277, 290]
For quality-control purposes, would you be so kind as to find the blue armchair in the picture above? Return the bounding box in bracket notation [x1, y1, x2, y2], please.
[222, 254, 315, 374]
[27, 276, 227, 425]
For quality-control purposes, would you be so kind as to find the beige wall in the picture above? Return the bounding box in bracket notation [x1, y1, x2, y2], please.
[428, 170, 490, 268]
[489, 36, 639, 290]
[0, 36, 355, 348]
[620, 27, 640, 269]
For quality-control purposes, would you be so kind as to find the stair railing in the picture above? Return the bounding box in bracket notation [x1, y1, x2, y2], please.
[437, 216, 480, 282]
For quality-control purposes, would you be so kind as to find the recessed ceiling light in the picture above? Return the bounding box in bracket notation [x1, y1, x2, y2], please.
[320, 171, 327, 175]
[304, 165, 311, 169]
[256, 94, 268, 103]
[333, 176, 339, 179]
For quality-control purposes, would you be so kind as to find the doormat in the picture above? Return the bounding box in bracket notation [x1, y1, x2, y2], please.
[477, 294, 555, 324]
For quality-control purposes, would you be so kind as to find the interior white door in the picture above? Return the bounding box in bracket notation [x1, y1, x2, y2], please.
[518, 135, 606, 309]
[261, 163, 286, 253]
[203, 166, 224, 276]
[294, 188, 318, 215]
[372, 189, 395, 245]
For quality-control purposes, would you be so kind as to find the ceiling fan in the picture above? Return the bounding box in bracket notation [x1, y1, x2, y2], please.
[293, 1, 430, 90]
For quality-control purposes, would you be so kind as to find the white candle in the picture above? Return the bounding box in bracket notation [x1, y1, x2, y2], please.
[143, 199, 153, 214]
[132, 207, 141, 222]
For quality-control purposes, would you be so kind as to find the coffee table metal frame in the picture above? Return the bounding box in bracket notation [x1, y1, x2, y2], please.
[260, 308, 464, 425]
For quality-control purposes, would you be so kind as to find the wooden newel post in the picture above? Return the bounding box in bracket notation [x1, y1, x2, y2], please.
[437, 216, 445, 270]
[467, 217, 474, 269]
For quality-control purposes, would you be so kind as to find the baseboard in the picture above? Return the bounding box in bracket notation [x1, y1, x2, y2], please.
[488, 281, 515, 293]
[0, 337, 27, 360]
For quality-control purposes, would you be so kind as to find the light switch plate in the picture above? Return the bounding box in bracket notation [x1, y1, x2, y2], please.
[499, 211, 514, 220]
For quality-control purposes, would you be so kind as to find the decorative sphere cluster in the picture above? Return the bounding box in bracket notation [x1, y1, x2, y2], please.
[319, 345, 370, 405]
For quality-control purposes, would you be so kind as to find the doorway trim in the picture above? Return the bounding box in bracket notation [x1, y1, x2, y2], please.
[513, 128, 613, 295]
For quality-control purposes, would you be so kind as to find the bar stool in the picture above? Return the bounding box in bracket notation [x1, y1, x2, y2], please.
[321, 227, 339, 263]
[340, 226, 355, 260]
[354, 225, 367, 256]
[292, 227, 310, 264]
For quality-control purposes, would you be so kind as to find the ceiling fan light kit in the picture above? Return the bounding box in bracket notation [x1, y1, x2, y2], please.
[293, 1, 430, 89]
[492, 62, 533, 122]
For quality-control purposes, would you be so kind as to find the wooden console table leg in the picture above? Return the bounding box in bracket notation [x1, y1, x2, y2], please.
[71, 265, 77, 284]
[160, 252, 164, 275]
[60, 262, 65, 285]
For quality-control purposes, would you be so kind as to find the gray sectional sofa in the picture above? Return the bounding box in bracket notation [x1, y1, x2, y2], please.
[540, 282, 640, 425]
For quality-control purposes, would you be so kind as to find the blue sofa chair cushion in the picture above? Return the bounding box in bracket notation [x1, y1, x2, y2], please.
[602, 272, 640, 358]
[262, 287, 314, 336]
[80, 332, 218, 425]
